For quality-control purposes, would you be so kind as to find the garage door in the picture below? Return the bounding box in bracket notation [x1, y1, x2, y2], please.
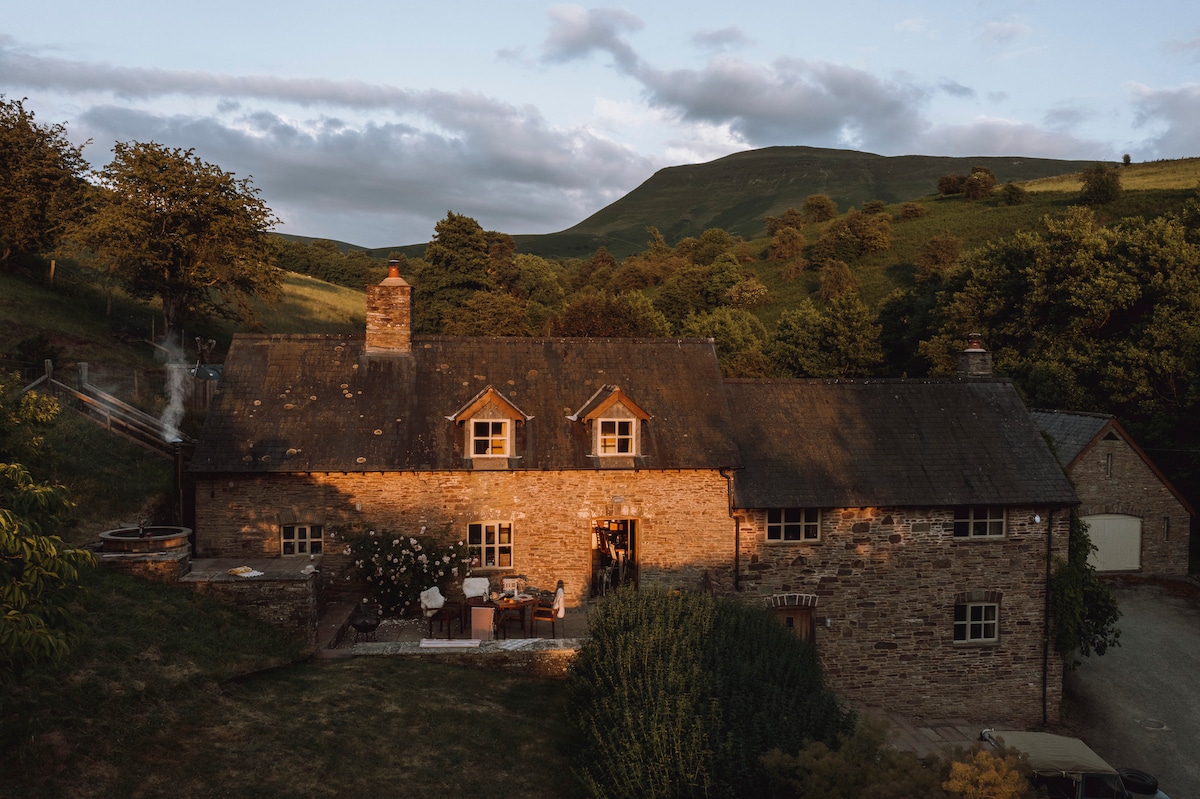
[1082, 513, 1142, 572]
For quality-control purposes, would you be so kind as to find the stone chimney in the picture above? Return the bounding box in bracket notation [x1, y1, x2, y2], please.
[957, 332, 993, 378]
[365, 259, 412, 355]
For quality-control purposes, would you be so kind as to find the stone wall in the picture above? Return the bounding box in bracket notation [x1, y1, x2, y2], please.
[1067, 433, 1191, 576]
[736, 505, 1070, 726]
[186, 575, 320, 648]
[194, 469, 736, 609]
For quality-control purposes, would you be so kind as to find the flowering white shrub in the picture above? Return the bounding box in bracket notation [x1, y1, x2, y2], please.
[343, 529, 472, 617]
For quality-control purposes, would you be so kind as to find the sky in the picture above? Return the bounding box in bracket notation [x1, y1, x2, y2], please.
[3, 1, 1199, 248]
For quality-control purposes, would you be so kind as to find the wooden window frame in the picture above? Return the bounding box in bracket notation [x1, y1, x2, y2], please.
[468, 521, 514, 570]
[766, 508, 820, 542]
[281, 524, 323, 556]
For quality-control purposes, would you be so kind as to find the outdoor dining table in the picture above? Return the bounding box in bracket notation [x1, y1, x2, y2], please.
[489, 594, 537, 637]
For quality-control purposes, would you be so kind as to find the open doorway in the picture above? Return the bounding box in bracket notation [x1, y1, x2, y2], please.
[592, 519, 637, 596]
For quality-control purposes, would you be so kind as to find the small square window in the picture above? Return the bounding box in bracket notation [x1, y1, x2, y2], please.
[471, 420, 508, 456]
[767, 508, 820, 541]
[954, 602, 998, 643]
[598, 418, 635, 456]
[953, 506, 1005, 538]
[281, 524, 323, 556]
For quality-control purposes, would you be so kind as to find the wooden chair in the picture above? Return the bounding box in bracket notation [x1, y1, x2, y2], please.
[532, 581, 566, 638]
[420, 586, 461, 639]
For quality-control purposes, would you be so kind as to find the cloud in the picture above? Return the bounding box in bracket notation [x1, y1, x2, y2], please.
[1043, 105, 1090, 131]
[690, 26, 750, 52]
[939, 79, 976, 99]
[1129, 82, 1200, 159]
[917, 117, 1110, 159]
[1162, 37, 1200, 62]
[541, 5, 644, 72]
[633, 56, 930, 152]
[981, 20, 1032, 46]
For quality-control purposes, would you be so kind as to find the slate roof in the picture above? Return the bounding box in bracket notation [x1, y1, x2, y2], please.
[190, 334, 741, 473]
[724, 378, 1078, 509]
[1029, 409, 1113, 467]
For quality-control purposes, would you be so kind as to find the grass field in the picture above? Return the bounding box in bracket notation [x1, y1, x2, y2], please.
[0, 568, 577, 799]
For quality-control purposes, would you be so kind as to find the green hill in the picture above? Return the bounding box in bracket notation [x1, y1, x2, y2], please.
[364, 146, 1115, 260]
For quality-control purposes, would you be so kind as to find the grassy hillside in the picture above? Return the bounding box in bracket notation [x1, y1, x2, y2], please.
[357, 146, 1112, 260]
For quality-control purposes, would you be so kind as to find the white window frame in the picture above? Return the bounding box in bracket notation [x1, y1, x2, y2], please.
[468, 521, 513, 570]
[953, 506, 1006, 538]
[597, 417, 636, 456]
[281, 524, 323, 556]
[470, 419, 510, 457]
[953, 601, 999, 643]
[766, 508, 820, 542]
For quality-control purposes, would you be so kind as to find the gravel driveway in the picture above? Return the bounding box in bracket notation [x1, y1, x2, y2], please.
[1063, 576, 1200, 798]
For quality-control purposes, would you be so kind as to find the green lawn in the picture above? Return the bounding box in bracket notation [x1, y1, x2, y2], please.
[1, 568, 578, 799]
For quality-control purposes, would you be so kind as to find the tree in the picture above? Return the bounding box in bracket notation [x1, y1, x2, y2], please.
[1, 374, 94, 682]
[998, 182, 1029, 206]
[412, 211, 494, 332]
[768, 293, 883, 378]
[802, 194, 838, 223]
[554, 290, 671, 337]
[0, 97, 89, 268]
[68, 141, 280, 337]
[765, 207, 804, 235]
[1079, 164, 1122, 206]
[769, 226, 806, 263]
[441, 290, 532, 336]
[937, 174, 964, 196]
[962, 167, 997, 201]
[916, 234, 963, 279]
[680, 307, 772, 377]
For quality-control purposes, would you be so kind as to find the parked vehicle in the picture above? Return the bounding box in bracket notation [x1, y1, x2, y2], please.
[980, 729, 1168, 799]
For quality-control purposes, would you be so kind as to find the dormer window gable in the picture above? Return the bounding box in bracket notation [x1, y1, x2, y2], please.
[568, 385, 651, 459]
[447, 386, 531, 460]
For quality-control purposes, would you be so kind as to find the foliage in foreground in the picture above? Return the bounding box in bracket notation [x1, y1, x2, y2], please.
[567, 588, 853, 799]
[761, 716, 1035, 799]
[1050, 512, 1122, 668]
[1, 375, 96, 683]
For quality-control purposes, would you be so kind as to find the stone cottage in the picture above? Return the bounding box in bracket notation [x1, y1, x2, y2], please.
[189, 266, 1079, 724]
[1033, 409, 1193, 576]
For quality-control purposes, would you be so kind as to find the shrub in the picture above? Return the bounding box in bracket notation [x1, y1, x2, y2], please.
[342, 528, 472, 616]
[566, 588, 853, 798]
[937, 174, 964, 196]
[998, 183, 1029, 206]
[962, 169, 997, 201]
[896, 201, 927, 220]
[1079, 164, 1122, 206]
[861, 199, 887, 214]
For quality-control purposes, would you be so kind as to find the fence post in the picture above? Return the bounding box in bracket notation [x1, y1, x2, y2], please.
[43, 359, 53, 382]
[80, 362, 89, 388]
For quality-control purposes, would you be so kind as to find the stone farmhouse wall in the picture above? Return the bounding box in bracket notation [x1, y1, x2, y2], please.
[193, 469, 736, 608]
[1068, 434, 1191, 576]
[735, 505, 1070, 726]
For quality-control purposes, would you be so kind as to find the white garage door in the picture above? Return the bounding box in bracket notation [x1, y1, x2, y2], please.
[1083, 513, 1142, 572]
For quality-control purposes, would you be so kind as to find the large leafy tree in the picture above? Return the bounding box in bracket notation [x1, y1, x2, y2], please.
[0, 97, 89, 268]
[68, 141, 280, 337]
[921, 204, 1200, 497]
[768, 292, 883, 378]
[411, 211, 494, 333]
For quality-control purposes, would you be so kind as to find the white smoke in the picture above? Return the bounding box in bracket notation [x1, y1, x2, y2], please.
[157, 338, 189, 443]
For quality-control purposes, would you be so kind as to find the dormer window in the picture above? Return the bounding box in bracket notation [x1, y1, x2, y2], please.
[599, 419, 635, 455]
[472, 420, 509, 456]
[570, 385, 651, 462]
[448, 386, 531, 465]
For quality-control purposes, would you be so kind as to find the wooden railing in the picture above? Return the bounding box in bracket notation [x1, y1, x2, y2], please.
[22, 360, 195, 458]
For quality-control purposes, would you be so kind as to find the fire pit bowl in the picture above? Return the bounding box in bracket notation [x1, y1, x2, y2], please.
[99, 526, 192, 553]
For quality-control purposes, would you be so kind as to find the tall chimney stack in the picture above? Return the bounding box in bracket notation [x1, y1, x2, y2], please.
[365, 259, 412, 355]
[957, 332, 993, 378]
